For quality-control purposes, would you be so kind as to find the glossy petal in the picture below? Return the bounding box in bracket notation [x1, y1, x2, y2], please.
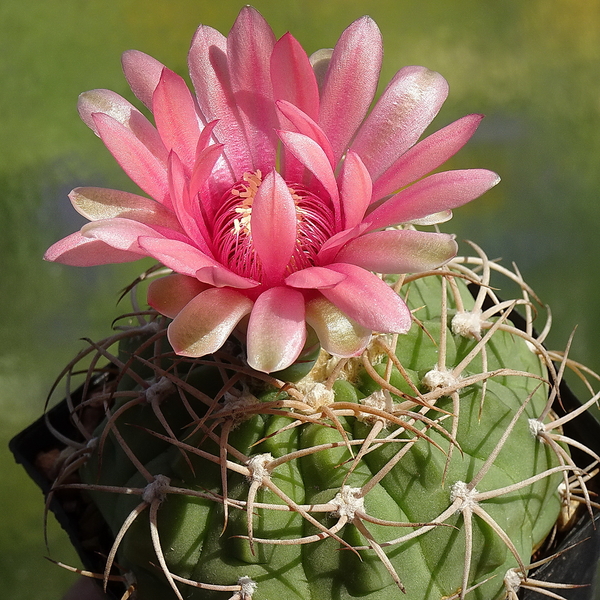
[271, 33, 320, 121]
[372, 114, 485, 199]
[153, 68, 201, 171]
[195, 265, 259, 289]
[351, 66, 448, 181]
[251, 170, 297, 284]
[247, 287, 306, 372]
[305, 296, 371, 357]
[189, 142, 226, 226]
[309, 48, 333, 91]
[69, 187, 181, 231]
[138, 237, 257, 288]
[121, 50, 166, 110]
[167, 152, 211, 255]
[93, 113, 170, 206]
[189, 133, 223, 195]
[316, 223, 370, 265]
[321, 263, 412, 332]
[195, 119, 220, 153]
[44, 231, 142, 266]
[168, 288, 253, 357]
[365, 169, 501, 231]
[227, 6, 278, 172]
[335, 230, 458, 273]
[147, 274, 209, 318]
[81, 218, 167, 254]
[285, 266, 347, 289]
[278, 130, 340, 220]
[338, 150, 372, 230]
[276, 100, 335, 170]
[78, 89, 168, 163]
[319, 16, 382, 163]
[409, 210, 453, 226]
[188, 24, 252, 179]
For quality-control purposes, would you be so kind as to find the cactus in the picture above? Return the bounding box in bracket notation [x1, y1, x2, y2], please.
[45, 245, 600, 600]
[36, 7, 600, 600]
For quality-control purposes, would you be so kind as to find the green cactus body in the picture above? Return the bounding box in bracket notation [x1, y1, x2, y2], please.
[76, 263, 564, 600]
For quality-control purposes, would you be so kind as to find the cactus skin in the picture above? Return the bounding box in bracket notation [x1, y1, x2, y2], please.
[75, 265, 564, 600]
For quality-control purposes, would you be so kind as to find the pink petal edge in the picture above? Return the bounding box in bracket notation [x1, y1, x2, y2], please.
[168, 288, 253, 357]
[319, 16, 383, 163]
[246, 287, 306, 372]
[335, 229, 458, 274]
[147, 273, 209, 318]
[366, 169, 501, 231]
[305, 295, 372, 357]
[44, 231, 143, 266]
[321, 263, 412, 333]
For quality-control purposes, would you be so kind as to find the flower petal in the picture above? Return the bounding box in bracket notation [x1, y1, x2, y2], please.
[285, 266, 347, 289]
[372, 114, 485, 199]
[246, 287, 306, 372]
[351, 66, 448, 181]
[335, 230, 458, 273]
[319, 16, 382, 163]
[188, 24, 252, 179]
[276, 100, 335, 169]
[189, 142, 226, 226]
[137, 237, 210, 276]
[138, 237, 258, 288]
[305, 295, 371, 357]
[194, 266, 258, 289]
[190, 124, 223, 184]
[409, 211, 453, 226]
[152, 68, 202, 172]
[321, 263, 412, 332]
[309, 48, 333, 91]
[365, 169, 501, 231]
[44, 231, 142, 266]
[81, 218, 166, 254]
[271, 33, 320, 121]
[69, 187, 181, 231]
[78, 89, 168, 163]
[338, 150, 372, 230]
[278, 130, 340, 221]
[147, 274, 209, 318]
[251, 170, 297, 284]
[167, 152, 212, 256]
[316, 223, 370, 265]
[92, 112, 170, 206]
[121, 50, 165, 110]
[168, 288, 253, 357]
[227, 6, 278, 172]
[195, 119, 220, 153]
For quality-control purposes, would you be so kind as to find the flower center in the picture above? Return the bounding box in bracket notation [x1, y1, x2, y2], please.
[212, 171, 335, 281]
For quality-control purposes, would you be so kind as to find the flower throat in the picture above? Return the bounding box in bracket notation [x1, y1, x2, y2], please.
[212, 170, 335, 281]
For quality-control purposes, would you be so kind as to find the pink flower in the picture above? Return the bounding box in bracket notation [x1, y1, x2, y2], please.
[45, 7, 499, 373]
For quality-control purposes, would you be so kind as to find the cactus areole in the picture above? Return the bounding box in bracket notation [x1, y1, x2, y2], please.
[33, 6, 600, 600]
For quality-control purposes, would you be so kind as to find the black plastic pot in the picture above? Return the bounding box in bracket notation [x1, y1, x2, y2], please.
[9, 373, 122, 599]
[519, 375, 600, 599]
[488, 291, 600, 599]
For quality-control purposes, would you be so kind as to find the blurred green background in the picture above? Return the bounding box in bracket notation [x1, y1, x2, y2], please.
[2, 0, 600, 597]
